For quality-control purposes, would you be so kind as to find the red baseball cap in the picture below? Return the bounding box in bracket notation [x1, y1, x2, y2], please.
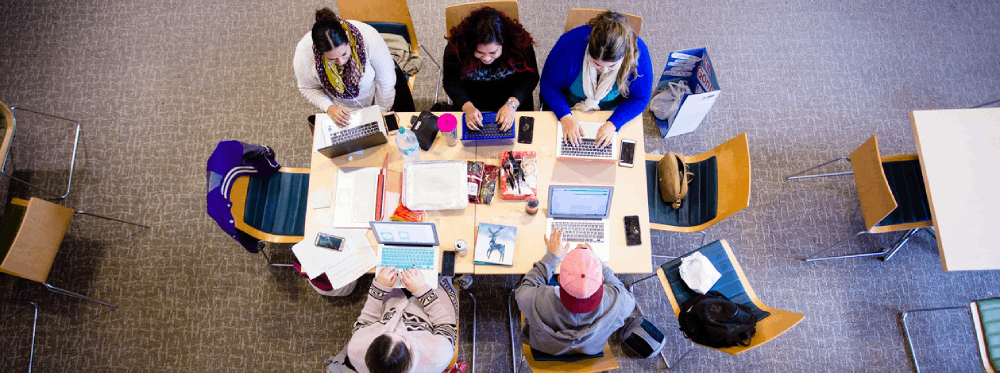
[558, 247, 604, 314]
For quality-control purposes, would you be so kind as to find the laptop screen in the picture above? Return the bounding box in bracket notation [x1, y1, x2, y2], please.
[369, 221, 439, 246]
[548, 185, 614, 218]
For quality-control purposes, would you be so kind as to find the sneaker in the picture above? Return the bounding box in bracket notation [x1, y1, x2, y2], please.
[454, 274, 473, 289]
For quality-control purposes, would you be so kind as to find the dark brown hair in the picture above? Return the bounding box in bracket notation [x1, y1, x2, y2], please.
[311, 7, 349, 53]
[364, 334, 411, 373]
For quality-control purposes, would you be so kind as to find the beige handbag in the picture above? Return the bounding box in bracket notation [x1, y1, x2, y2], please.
[658, 152, 694, 209]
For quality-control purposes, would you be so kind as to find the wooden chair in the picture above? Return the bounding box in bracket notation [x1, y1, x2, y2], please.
[445, 0, 521, 36]
[644, 133, 751, 236]
[788, 135, 934, 262]
[654, 240, 804, 366]
[0, 198, 148, 308]
[507, 290, 619, 373]
[901, 297, 1000, 373]
[338, 0, 424, 93]
[564, 8, 643, 34]
[0, 102, 81, 200]
[228, 167, 310, 267]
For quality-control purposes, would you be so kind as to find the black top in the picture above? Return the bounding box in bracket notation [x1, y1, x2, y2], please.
[442, 46, 539, 112]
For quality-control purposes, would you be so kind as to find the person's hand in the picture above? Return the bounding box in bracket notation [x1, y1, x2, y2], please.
[400, 268, 426, 293]
[560, 115, 584, 147]
[545, 227, 571, 259]
[497, 98, 518, 131]
[375, 267, 399, 288]
[326, 105, 351, 127]
[462, 102, 483, 130]
[595, 121, 617, 149]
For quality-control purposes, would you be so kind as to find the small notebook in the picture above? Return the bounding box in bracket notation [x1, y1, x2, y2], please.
[474, 223, 518, 266]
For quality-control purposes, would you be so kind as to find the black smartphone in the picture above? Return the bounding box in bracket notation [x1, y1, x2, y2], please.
[517, 116, 534, 144]
[384, 113, 400, 133]
[315, 233, 345, 251]
[440, 250, 456, 277]
[624, 215, 641, 246]
[619, 139, 636, 168]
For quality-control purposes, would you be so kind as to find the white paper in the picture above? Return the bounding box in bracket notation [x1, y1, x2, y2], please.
[382, 191, 400, 221]
[667, 91, 721, 138]
[292, 229, 377, 288]
[309, 189, 332, 209]
[333, 167, 380, 228]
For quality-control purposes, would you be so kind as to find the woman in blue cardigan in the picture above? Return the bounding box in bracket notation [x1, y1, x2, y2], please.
[539, 11, 653, 148]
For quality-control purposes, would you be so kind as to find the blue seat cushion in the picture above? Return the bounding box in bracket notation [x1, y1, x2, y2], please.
[660, 240, 771, 321]
[976, 298, 1000, 372]
[645, 158, 718, 227]
[877, 159, 931, 226]
[365, 22, 411, 45]
[243, 172, 310, 236]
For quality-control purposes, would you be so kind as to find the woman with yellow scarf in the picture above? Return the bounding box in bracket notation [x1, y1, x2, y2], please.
[294, 8, 415, 127]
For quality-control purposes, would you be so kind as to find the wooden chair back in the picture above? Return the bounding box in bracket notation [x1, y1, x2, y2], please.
[656, 239, 805, 355]
[446, 0, 520, 37]
[564, 8, 642, 34]
[646, 133, 751, 232]
[849, 135, 898, 232]
[0, 198, 74, 283]
[518, 314, 619, 372]
[228, 167, 309, 244]
[337, 0, 418, 54]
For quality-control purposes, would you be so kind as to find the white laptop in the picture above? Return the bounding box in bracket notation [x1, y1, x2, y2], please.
[555, 121, 618, 161]
[332, 155, 389, 229]
[315, 105, 389, 158]
[545, 185, 614, 262]
[370, 221, 441, 289]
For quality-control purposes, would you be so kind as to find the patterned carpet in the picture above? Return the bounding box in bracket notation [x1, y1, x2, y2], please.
[1, 0, 999, 372]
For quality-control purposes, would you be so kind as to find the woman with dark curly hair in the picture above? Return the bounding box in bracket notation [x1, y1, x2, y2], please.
[443, 7, 538, 131]
[293, 8, 415, 129]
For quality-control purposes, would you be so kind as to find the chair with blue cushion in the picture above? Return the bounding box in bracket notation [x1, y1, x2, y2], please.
[654, 239, 804, 366]
[645, 133, 751, 242]
[787, 135, 933, 262]
[227, 167, 310, 266]
[901, 298, 1000, 373]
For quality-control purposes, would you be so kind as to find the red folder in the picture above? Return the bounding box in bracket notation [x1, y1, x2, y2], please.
[375, 153, 389, 221]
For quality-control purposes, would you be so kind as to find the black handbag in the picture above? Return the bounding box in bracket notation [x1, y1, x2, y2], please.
[409, 110, 439, 151]
[677, 291, 758, 348]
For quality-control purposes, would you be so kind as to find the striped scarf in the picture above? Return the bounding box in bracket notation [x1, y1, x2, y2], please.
[313, 20, 367, 99]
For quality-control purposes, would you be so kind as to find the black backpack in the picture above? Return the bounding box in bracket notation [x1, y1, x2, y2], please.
[677, 291, 758, 348]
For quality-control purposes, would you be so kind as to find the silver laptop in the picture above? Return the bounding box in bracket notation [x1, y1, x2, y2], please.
[370, 221, 441, 289]
[555, 121, 618, 161]
[545, 185, 614, 262]
[316, 105, 388, 159]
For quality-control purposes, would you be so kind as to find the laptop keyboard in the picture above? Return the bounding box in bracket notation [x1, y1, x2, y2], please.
[561, 139, 613, 158]
[351, 171, 378, 223]
[552, 221, 606, 243]
[381, 246, 436, 270]
[329, 121, 380, 144]
[463, 112, 514, 140]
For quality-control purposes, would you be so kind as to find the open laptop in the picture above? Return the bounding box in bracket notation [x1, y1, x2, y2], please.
[333, 154, 389, 228]
[545, 185, 614, 262]
[316, 105, 388, 158]
[370, 221, 441, 289]
[555, 121, 618, 161]
[462, 112, 515, 141]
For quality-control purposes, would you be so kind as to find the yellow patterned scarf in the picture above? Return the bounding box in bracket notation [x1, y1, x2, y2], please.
[314, 20, 367, 99]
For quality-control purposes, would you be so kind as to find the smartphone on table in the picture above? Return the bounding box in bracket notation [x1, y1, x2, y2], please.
[315, 233, 345, 251]
[624, 215, 641, 246]
[441, 251, 457, 277]
[619, 139, 636, 168]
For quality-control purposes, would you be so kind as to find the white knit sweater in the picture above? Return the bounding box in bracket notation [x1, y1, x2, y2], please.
[293, 20, 396, 112]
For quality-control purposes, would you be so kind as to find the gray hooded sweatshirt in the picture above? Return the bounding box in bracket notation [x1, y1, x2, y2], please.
[514, 251, 636, 356]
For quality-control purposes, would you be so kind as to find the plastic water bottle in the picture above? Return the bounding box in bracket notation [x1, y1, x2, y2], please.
[396, 127, 422, 162]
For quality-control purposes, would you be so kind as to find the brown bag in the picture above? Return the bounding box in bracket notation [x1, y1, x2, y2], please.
[658, 152, 694, 209]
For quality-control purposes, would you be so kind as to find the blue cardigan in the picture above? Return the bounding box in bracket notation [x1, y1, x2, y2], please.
[539, 25, 654, 130]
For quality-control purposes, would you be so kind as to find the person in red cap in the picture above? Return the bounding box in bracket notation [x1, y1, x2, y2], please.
[514, 227, 636, 356]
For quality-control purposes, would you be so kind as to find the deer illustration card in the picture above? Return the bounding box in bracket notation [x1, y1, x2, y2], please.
[473, 223, 518, 266]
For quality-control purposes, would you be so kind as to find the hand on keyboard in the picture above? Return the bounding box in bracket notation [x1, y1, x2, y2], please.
[400, 268, 426, 293]
[375, 267, 398, 288]
[462, 102, 483, 130]
[545, 227, 571, 258]
[594, 121, 617, 148]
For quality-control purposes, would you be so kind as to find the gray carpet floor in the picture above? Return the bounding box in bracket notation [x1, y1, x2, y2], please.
[1, 0, 999, 372]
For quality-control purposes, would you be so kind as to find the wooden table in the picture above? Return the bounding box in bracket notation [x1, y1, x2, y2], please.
[474, 111, 652, 275]
[305, 111, 653, 275]
[910, 108, 1000, 271]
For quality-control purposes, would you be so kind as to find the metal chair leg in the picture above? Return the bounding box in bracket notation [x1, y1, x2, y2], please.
[901, 305, 968, 373]
[419, 44, 444, 105]
[626, 278, 694, 369]
[258, 242, 294, 271]
[805, 228, 925, 262]
[5, 107, 81, 200]
[786, 157, 852, 180]
[75, 211, 149, 228]
[464, 291, 477, 373]
[43, 283, 117, 308]
[0, 300, 38, 372]
[508, 289, 522, 373]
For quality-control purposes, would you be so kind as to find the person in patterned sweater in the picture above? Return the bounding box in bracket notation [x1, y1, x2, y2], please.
[325, 267, 458, 373]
